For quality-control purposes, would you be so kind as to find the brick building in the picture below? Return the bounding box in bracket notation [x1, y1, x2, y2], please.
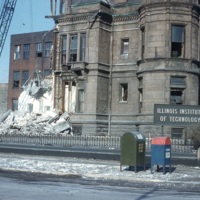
[48, 0, 200, 137]
[7, 31, 54, 110]
[0, 83, 8, 116]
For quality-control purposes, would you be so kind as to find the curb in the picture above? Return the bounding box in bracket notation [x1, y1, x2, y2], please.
[0, 143, 199, 167]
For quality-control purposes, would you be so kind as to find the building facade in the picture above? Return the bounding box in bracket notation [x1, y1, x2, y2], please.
[49, 0, 200, 137]
[0, 83, 8, 116]
[7, 31, 54, 110]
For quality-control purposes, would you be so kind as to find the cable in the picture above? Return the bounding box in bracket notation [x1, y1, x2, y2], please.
[30, 0, 33, 32]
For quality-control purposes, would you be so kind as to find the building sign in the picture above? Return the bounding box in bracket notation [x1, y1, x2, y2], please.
[154, 104, 200, 126]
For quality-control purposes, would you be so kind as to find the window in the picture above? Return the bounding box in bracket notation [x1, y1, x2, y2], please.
[141, 27, 145, 59]
[27, 103, 33, 112]
[45, 42, 52, 57]
[170, 76, 185, 105]
[22, 70, 29, 86]
[64, 81, 77, 113]
[44, 69, 52, 77]
[14, 45, 21, 60]
[69, 35, 78, 62]
[170, 76, 186, 85]
[121, 39, 129, 55]
[61, 33, 86, 64]
[61, 35, 67, 65]
[13, 71, 20, 88]
[170, 90, 184, 104]
[139, 89, 143, 113]
[171, 25, 185, 58]
[171, 128, 184, 139]
[80, 33, 86, 61]
[12, 99, 18, 111]
[120, 83, 128, 102]
[77, 89, 84, 113]
[23, 44, 30, 59]
[36, 43, 43, 57]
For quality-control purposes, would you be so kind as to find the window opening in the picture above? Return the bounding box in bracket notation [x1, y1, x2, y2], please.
[13, 71, 20, 88]
[44, 69, 52, 77]
[23, 44, 30, 59]
[120, 83, 128, 102]
[170, 89, 183, 104]
[14, 45, 20, 60]
[12, 99, 18, 111]
[64, 81, 77, 113]
[171, 25, 185, 58]
[80, 33, 86, 61]
[78, 89, 84, 113]
[36, 43, 43, 57]
[22, 70, 29, 86]
[61, 35, 67, 65]
[45, 42, 52, 57]
[141, 27, 145, 59]
[171, 128, 184, 139]
[69, 35, 78, 62]
[121, 39, 129, 55]
[139, 89, 143, 113]
[27, 103, 33, 112]
[170, 76, 186, 85]
[170, 76, 185, 105]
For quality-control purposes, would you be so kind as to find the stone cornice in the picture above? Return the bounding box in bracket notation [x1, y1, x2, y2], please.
[57, 13, 139, 24]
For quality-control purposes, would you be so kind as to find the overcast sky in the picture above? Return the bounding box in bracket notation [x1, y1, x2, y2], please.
[0, 0, 54, 83]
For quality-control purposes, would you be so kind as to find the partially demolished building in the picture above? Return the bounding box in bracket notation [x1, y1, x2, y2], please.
[7, 31, 54, 111]
[48, 0, 200, 137]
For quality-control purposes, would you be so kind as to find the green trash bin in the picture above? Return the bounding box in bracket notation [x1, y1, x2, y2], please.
[120, 132, 146, 172]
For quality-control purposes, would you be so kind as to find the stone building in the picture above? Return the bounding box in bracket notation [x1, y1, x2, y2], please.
[49, 0, 200, 137]
[7, 31, 54, 110]
[0, 83, 8, 116]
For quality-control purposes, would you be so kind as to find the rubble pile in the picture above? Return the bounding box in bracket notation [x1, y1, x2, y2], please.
[0, 110, 73, 136]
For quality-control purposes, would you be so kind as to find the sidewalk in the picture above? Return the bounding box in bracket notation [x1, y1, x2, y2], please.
[0, 153, 200, 191]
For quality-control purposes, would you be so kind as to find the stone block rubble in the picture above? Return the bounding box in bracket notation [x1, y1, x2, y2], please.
[0, 109, 73, 136]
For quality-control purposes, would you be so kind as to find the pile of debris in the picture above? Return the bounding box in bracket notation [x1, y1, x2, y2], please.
[0, 109, 73, 136]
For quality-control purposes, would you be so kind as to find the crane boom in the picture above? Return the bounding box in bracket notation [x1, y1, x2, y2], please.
[0, 0, 17, 57]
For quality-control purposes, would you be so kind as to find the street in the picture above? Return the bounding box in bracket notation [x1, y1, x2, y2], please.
[0, 173, 200, 200]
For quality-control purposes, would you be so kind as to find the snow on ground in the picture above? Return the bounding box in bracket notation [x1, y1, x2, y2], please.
[0, 153, 200, 186]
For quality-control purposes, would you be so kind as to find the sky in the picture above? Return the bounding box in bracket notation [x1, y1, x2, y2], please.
[0, 0, 54, 83]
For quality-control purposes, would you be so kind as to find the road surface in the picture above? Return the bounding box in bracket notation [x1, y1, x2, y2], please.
[0, 172, 200, 200]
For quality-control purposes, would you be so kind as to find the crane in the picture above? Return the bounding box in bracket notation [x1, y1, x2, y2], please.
[0, 0, 17, 57]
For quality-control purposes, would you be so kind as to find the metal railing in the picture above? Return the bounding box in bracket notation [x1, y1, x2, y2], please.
[0, 134, 196, 154]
